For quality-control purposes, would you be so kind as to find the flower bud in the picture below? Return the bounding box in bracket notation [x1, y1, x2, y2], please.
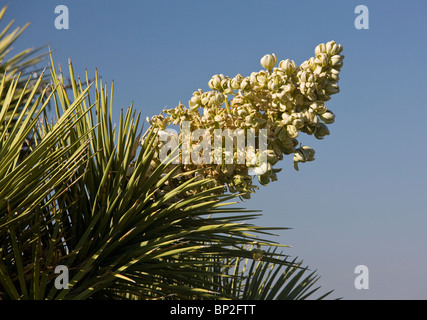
[315, 53, 329, 67]
[240, 78, 251, 91]
[214, 92, 225, 105]
[309, 102, 323, 114]
[293, 151, 305, 163]
[331, 68, 340, 75]
[325, 82, 340, 94]
[268, 80, 278, 91]
[329, 73, 340, 81]
[258, 173, 270, 185]
[299, 71, 308, 82]
[208, 74, 224, 90]
[332, 44, 343, 55]
[313, 65, 323, 75]
[305, 109, 318, 124]
[260, 53, 277, 71]
[315, 43, 326, 56]
[237, 108, 248, 117]
[319, 110, 335, 124]
[189, 91, 202, 109]
[189, 100, 198, 109]
[326, 41, 336, 54]
[286, 124, 298, 138]
[314, 123, 330, 139]
[294, 146, 315, 165]
[330, 55, 343, 67]
[254, 72, 268, 87]
[231, 95, 245, 107]
[279, 59, 297, 75]
[329, 43, 341, 55]
[201, 92, 212, 106]
[301, 146, 315, 160]
[231, 75, 243, 90]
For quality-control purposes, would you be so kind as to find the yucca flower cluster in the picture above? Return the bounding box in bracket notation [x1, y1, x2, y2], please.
[146, 41, 344, 198]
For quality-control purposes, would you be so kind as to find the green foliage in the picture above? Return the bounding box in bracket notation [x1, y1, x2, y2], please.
[0, 6, 47, 113]
[222, 248, 335, 300]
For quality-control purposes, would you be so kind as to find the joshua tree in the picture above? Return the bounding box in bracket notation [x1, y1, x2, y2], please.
[0, 6, 343, 300]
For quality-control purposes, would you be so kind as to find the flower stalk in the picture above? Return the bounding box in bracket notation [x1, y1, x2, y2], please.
[146, 41, 344, 199]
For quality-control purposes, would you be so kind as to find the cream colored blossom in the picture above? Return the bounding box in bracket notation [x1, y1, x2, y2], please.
[260, 53, 277, 71]
[145, 41, 344, 198]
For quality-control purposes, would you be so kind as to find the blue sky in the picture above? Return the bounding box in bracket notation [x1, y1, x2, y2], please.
[6, 0, 427, 299]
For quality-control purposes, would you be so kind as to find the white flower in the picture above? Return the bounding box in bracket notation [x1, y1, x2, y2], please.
[325, 82, 340, 94]
[320, 110, 335, 124]
[208, 74, 224, 90]
[253, 162, 268, 175]
[315, 43, 326, 56]
[330, 55, 343, 67]
[260, 53, 277, 71]
[279, 59, 296, 75]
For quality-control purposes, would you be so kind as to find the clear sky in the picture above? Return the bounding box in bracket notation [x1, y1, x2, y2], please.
[6, 0, 427, 299]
